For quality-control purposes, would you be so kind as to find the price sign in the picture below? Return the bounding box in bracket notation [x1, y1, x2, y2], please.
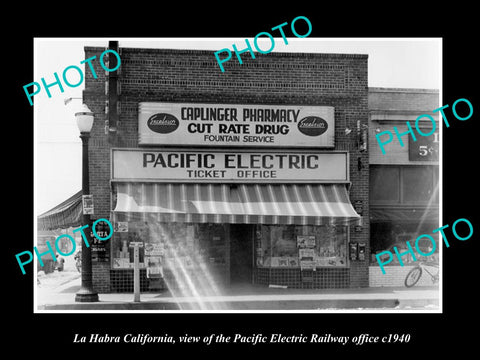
[409, 131, 439, 161]
[82, 195, 94, 215]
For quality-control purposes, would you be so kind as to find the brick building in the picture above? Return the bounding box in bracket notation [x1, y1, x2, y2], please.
[368, 87, 440, 286]
[74, 43, 370, 293]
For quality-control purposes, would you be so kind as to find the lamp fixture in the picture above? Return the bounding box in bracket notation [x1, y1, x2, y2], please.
[75, 104, 94, 133]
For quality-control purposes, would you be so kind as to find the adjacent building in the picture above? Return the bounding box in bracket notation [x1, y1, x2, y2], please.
[368, 87, 440, 286]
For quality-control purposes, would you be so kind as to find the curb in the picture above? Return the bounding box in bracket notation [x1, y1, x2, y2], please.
[37, 298, 441, 311]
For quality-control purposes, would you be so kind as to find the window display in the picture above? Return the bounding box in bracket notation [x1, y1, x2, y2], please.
[370, 222, 439, 266]
[111, 222, 227, 272]
[255, 224, 347, 268]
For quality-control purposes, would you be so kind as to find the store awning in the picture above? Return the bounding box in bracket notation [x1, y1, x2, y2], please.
[232, 184, 360, 225]
[113, 183, 361, 225]
[113, 183, 235, 223]
[37, 190, 83, 231]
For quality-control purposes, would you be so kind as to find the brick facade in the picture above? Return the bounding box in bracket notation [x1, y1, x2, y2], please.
[369, 87, 440, 165]
[83, 46, 369, 292]
[368, 87, 439, 287]
[369, 265, 436, 287]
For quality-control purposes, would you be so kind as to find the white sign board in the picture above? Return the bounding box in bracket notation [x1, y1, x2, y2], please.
[129, 242, 144, 248]
[82, 195, 94, 215]
[138, 102, 335, 148]
[112, 148, 348, 183]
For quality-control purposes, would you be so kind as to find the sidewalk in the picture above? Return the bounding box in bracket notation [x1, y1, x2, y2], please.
[36, 276, 440, 311]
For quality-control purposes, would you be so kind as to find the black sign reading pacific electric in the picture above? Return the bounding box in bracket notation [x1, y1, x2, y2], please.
[138, 103, 335, 147]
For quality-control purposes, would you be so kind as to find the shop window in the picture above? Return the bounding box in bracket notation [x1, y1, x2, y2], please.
[370, 166, 400, 203]
[111, 222, 227, 274]
[402, 166, 438, 204]
[195, 223, 227, 266]
[370, 222, 439, 266]
[370, 165, 439, 205]
[255, 224, 348, 268]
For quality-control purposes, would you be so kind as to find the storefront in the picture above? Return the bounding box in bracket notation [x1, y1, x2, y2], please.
[81, 45, 370, 292]
[110, 145, 361, 290]
[368, 88, 440, 286]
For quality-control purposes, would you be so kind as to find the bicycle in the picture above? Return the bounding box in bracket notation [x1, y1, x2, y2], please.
[404, 260, 439, 287]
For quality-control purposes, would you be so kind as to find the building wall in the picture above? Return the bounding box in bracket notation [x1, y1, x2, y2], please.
[83, 46, 370, 292]
[368, 87, 439, 112]
[369, 87, 440, 166]
[369, 122, 439, 165]
[369, 265, 437, 287]
[368, 87, 440, 288]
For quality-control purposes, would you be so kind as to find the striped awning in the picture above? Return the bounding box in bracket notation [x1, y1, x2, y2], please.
[234, 184, 360, 225]
[113, 183, 361, 225]
[37, 190, 83, 231]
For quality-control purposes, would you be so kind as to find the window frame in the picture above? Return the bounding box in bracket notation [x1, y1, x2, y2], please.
[370, 165, 439, 206]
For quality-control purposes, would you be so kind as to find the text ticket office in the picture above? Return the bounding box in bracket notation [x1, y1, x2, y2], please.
[109, 103, 361, 289]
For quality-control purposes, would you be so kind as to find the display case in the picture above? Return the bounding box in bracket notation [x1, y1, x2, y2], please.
[255, 224, 348, 269]
[111, 222, 228, 283]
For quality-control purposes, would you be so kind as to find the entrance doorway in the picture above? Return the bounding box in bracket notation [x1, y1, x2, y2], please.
[229, 224, 254, 284]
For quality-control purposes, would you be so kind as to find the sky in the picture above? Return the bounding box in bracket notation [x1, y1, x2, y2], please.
[34, 37, 441, 214]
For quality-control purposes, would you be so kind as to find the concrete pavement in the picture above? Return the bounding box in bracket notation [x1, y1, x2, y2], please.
[36, 275, 440, 311]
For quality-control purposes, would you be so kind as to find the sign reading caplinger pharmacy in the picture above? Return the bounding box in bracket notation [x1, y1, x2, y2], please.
[112, 149, 348, 183]
[138, 102, 335, 148]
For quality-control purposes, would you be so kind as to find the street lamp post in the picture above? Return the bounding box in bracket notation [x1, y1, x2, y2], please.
[75, 104, 99, 303]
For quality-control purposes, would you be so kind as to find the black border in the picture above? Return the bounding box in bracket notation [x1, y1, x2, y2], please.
[11, 6, 478, 355]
